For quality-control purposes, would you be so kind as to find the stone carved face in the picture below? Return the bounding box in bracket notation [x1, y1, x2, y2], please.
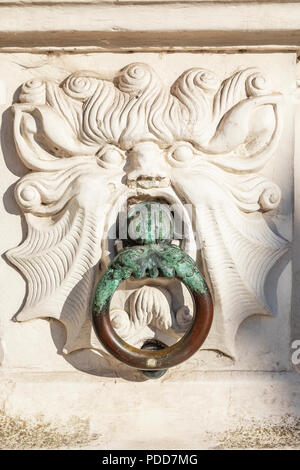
[7, 63, 287, 363]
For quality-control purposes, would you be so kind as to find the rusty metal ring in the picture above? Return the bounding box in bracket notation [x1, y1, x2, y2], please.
[92, 243, 213, 371]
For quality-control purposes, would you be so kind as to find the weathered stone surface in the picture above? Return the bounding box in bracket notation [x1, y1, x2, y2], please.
[1, 370, 300, 449]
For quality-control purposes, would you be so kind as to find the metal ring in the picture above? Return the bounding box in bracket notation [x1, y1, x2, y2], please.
[92, 244, 213, 370]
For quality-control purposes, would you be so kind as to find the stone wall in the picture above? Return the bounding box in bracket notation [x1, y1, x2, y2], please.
[0, 1, 299, 449]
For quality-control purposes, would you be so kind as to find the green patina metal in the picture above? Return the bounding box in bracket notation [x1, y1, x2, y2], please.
[93, 202, 208, 316]
[127, 201, 174, 245]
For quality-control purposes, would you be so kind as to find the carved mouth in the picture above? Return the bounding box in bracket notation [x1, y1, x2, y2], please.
[126, 194, 171, 209]
[100, 186, 197, 269]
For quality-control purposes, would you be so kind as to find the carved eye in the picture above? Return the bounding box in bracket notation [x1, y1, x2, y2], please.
[97, 146, 124, 169]
[168, 143, 197, 166]
[173, 145, 194, 162]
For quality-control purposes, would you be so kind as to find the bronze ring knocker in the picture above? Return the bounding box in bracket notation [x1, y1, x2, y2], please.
[92, 202, 213, 375]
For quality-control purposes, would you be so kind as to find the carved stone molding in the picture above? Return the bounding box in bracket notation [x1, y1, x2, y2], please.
[7, 62, 287, 363]
[0, 2, 300, 50]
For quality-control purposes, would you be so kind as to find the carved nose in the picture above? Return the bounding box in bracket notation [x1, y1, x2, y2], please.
[126, 142, 170, 189]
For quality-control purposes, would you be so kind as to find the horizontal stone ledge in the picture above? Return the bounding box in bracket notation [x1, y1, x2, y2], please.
[3, 1, 250, 3]
[0, 3, 299, 48]
[0, 30, 300, 49]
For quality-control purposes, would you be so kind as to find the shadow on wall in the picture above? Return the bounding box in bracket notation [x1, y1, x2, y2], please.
[1, 105, 29, 319]
[1, 104, 27, 220]
[50, 319, 148, 383]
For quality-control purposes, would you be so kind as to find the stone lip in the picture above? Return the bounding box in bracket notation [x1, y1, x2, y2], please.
[0, 2, 300, 49]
